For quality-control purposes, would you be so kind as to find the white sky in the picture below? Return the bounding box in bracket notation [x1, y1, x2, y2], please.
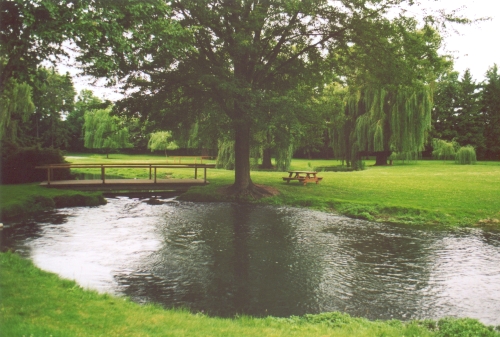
[62, 0, 500, 101]
[420, 0, 500, 81]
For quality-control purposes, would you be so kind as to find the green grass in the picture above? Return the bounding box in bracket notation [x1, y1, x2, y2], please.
[2, 252, 498, 337]
[2, 155, 500, 335]
[0, 183, 106, 220]
[3, 153, 500, 226]
[61, 154, 500, 226]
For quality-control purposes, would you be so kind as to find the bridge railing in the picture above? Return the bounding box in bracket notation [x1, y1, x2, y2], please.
[35, 163, 216, 185]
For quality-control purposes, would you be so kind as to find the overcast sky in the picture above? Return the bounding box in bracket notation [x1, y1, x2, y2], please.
[64, 0, 500, 100]
[423, 0, 500, 81]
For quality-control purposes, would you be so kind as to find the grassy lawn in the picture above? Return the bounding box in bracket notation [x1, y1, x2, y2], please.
[2, 252, 498, 337]
[2, 154, 499, 335]
[2, 152, 499, 226]
[0, 183, 106, 220]
[63, 153, 500, 227]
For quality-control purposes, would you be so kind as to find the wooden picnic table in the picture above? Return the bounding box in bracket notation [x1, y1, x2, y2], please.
[283, 171, 323, 185]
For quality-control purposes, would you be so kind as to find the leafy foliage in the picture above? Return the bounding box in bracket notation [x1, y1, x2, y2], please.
[455, 145, 477, 165]
[216, 140, 235, 170]
[28, 67, 76, 148]
[83, 108, 132, 158]
[0, 78, 34, 142]
[66, 90, 110, 152]
[432, 139, 457, 161]
[330, 83, 434, 166]
[432, 70, 486, 158]
[482, 64, 500, 160]
[147, 131, 178, 156]
[1, 146, 70, 184]
[74, 0, 462, 194]
[0, 0, 85, 92]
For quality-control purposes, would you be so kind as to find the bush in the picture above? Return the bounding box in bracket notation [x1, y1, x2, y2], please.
[351, 160, 365, 171]
[455, 145, 477, 165]
[1, 145, 71, 184]
[432, 139, 457, 160]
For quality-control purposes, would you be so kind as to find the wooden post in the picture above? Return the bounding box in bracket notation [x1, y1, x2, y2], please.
[154, 167, 157, 183]
[149, 165, 152, 180]
[204, 167, 207, 184]
[101, 165, 105, 184]
[195, 165, 198, 179]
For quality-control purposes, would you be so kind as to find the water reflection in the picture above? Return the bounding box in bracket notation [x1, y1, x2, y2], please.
[1, 198, 499, 325]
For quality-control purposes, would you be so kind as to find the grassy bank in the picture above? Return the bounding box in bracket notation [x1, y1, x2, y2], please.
[0, 183, 106, 221]
[65, 153, 500, 227]
[1, 252, 498, 337]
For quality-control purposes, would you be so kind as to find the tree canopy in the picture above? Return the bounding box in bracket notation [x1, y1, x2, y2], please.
[83, 108, 132, 158]
[0, 0, 85, 92]
[482, 64, 500, 160]
[1, 0, 84, 149]
[148, 131, 178, 156]
[30, 67, 76, 148]
[72, 0, 470, 197]
[326, 22, 449, 166]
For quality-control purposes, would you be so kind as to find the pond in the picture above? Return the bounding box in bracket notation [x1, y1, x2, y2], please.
[1, 197, 499, 325]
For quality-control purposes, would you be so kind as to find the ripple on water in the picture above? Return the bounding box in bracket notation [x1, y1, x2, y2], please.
[1, 198, 499, 325]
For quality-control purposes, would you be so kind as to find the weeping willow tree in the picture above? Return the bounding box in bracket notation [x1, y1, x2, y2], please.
[432, 138, 457, 161]
[216, 139, 235, 170]
[216, 138, 269, 170]
[148, 131, 178, 157]
[0, 79, 34, 143]
[83, 108, 132, 158]
[455, 145, 477, 165]
[330, 84, 433, 166]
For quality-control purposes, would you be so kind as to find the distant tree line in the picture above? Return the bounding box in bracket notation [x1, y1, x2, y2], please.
[2, 64, 498, 162]
[432, 66, 500, 161]
[3, 0, 499, 189]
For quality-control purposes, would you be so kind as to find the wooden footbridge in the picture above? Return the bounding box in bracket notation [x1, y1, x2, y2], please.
[36, 163, 216, 192]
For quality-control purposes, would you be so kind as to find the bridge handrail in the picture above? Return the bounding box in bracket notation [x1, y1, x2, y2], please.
[35, 163, 216, 185]
[36, 163, 216, 168]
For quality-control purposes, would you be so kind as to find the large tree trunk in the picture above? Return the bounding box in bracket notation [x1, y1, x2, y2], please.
[374, 151, 391, 166]
[261, 148, 273, 169]
[233, 120, 253, 191]
[261, 129, 273, 169]
[227, 120, 274, 199]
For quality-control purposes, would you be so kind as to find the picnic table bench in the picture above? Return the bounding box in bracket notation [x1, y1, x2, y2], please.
[283, 171, 323, 186]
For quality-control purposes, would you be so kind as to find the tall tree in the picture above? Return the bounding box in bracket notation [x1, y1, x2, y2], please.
[28, 67, 76, 148]
[432, 70, 461, 141]
[83, 108, 132, 158]
[1, 0, 86, 152]
[328, 23, 449, 166]
[66, 89, 110, 151]
[148, 131, 178, 157]
[330, 84, 434, 166]
[0, 77, 34, 143]
[0, 0, 85, 93]
[454, 70, 485, 158]
[432, 69, 485, 158]
[76, 0, 464, 196]
[482, 64, 500, 160]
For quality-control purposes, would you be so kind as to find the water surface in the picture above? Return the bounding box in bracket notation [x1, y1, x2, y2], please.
[2, 197, 499, 325]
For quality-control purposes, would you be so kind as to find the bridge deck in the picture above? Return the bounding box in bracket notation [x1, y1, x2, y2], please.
[40, 178, 208, 192]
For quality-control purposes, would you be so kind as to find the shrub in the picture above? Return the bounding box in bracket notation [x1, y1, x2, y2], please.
[455, 145, 477, 165]
[432, 139, 457, 160]
[351, 160, 365, 171]
[1, 145, 71, 184]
